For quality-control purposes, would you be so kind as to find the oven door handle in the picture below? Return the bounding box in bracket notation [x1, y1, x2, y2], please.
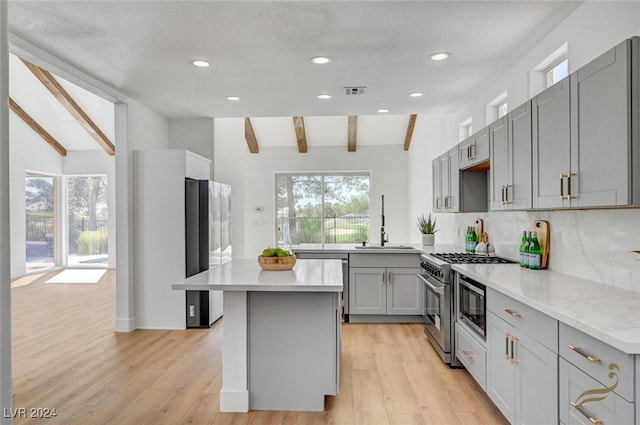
[418, 273, 445, 295]
[459, 277, 485, 296]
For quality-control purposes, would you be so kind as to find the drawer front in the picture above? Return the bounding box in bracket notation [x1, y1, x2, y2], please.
[487, 288, 558, 352]
[455, 322, 486, 391]
[560, 358, 635, 425]
[349, 253, 419, 268]
[560, 322, 635, 402]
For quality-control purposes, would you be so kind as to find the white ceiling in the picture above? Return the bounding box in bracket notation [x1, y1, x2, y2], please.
[7, 1, 583, 121]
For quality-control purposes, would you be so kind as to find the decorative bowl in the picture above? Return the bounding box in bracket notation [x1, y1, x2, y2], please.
[258, 254, 297, 271]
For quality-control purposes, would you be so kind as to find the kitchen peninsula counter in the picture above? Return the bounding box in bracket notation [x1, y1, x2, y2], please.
[451, 263, 640, 354]
[172, 259, 343, 412]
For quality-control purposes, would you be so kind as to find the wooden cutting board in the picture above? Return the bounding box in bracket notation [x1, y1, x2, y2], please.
[531, 220, 550, 269]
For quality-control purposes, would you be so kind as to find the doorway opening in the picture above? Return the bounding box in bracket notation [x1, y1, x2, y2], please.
[25, 173, 56, 273]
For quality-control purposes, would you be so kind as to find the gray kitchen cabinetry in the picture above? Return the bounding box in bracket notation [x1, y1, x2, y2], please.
[559, 322, 636, 425]
[459, 127, 490, 170]
[533, 37, 638, 209]
[486, 288, 558, 425]
[433, 147, 459, 212]
[490, 101, 533, 210]
[349, 254, 422, 322]
[432, 156, 443, 212]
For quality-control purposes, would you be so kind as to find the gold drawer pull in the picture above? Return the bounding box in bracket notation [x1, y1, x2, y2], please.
[462, 350, 474, 359]
[568, 345, 601, 363]
[570, 401, 603, 424]
[503, 307, 521, 317]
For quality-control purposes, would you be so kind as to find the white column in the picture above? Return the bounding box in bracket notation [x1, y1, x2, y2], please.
[0, 1, 14, 423]
[219, 291, 249, 412]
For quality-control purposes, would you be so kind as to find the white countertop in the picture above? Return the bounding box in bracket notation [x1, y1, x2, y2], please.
[452, 263, 640, 354]
[171, 259, 343, 292]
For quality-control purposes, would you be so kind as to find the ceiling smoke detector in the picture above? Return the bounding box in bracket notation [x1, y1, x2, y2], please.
[344, 86, 366, 95]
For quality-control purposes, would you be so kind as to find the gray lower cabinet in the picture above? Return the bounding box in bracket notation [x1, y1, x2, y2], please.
[559, 322, 636, 425]
[486, 289, 558, 425]
[349, 254, 421, 320]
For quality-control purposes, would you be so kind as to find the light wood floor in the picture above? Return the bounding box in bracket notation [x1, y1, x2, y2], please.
[11, 270, 509, 425]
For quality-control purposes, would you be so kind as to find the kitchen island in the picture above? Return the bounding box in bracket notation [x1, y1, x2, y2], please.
[171, 258, 343, 412]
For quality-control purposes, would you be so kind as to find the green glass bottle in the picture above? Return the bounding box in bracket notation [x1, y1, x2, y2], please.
[523, 231, 532, 268]
[529, 232, 542, 270]
[470, 227, 478, 253]
[519, 231, 527, 267]
[465, 227, 472, 252]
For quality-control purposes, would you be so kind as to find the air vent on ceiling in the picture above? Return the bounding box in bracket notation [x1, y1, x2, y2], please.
[344, 86, 366, 95]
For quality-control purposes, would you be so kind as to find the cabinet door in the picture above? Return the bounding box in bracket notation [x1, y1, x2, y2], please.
[460, 128, 490, 169]
[349, 267, 386, 315]
[447, 147, 460, 212]
[486, 312, 516, 424]
[532, 77, 571, 209]
[440, 153, 451, 209]
[489, 116, 510, 210]
[515, 331, 558, 425]
[386, 267, 422, 315]
[432, 157, 442, 212]
[508, 101, 533, 209]
[570, 40, 631, 207]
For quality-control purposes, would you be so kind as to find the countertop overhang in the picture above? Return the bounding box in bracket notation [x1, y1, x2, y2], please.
[452, 263, 640, 354]
[171, 258, 343, 292]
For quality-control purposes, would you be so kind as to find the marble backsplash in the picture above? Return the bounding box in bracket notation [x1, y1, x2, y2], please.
[433, 208, 640, 293]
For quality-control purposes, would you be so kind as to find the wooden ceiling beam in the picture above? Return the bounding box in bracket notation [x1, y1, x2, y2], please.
[244, 117, 259, 153]
[20, 59, 115, 156]
[348, 115, 357, 152]
[293, 116, 307, 153]
[404, 114, 417, 151]
[9, 97, 67, 156]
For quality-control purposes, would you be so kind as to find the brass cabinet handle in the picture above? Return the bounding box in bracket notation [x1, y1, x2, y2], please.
[510, 334, 518, 364]
[381, 272, 386, 285]
[501, 185, 505, 204]
[561, 172, 577, 201]
[568, 345, 601, 363]
[503, 184, 512, 205]
[388, 272, 393, 284]
[560, 173, 564, 200]
[503, 307, 521, 317]
[571, 402, 603, 424]
[462, 350, 474, 359]
[468, 142, 476, 160]
[567, 172, 576, 199]
[505, 333, 510, 360]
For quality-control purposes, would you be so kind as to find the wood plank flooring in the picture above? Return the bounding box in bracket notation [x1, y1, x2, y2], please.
[10, 270, 508, 425]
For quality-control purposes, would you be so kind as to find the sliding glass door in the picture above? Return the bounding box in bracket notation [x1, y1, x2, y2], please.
[25, 173, 56, 272]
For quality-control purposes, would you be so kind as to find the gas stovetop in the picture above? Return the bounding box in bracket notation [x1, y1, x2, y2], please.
[429, 252, 516, 265]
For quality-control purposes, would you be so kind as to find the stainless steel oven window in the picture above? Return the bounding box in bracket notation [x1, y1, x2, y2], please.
[458, 275, 486, 338]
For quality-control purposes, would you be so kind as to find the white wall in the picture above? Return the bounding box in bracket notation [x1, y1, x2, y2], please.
[214, 118, 412, 258]
[428, 1, 640, 292]
[168, 118, 214, 166]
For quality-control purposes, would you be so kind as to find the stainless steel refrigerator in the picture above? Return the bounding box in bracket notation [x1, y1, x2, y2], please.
[185, 179, 231, 328]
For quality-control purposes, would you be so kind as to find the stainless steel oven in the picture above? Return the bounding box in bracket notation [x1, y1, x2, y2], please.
[457, 274, 487, 339]
[419, 272, 450, 359]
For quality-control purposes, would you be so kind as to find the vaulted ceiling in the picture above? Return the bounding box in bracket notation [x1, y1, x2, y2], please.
[7, 1, 583, 151]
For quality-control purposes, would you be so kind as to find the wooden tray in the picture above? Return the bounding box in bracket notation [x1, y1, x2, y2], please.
[258, 254, 297, 271]
[531, 220, 550, 269]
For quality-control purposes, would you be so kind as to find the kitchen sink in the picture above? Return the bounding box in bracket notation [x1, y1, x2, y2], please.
[355, 245, 415, 250]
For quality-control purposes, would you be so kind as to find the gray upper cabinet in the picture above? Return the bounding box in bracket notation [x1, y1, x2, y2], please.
[569, 39, 632, 207]
[432, 157, 443, 212]
[459, 127, 490, 170]
[489, 102, 533, 211]
[432, 147, 460, 213]
[532, 77, 571, 209]
[533, 37, 638, 209]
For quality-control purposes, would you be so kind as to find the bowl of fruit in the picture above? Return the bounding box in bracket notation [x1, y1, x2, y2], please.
[258, 247, 297, 271]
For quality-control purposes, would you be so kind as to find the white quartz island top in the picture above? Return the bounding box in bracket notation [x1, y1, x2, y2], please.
[171, 258, 343, 292]
[452, 263, 640, 354]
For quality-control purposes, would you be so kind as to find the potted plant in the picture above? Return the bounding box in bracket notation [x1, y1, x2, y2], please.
[417, 213, 438, 246]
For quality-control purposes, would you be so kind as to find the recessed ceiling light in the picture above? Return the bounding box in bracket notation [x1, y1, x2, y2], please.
[226, 96, 240, 101]
[317, 94, 333, 100]
[310, 56, 332, 65]
[410, 92, 424, 97]
[191, 59, 210, 68]
[378, 109, 390, 113]
[430, 52, 450, 61]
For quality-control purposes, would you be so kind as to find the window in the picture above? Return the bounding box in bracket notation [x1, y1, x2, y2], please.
[276, 173, 370, 248]
[459, 117, 473, 141]
[497, 101, 508, 118]
[25, 173, 56, 272]
[545, 58, 569, 88]
[486, 91, 508, 124]
[66, 175, 109, 266]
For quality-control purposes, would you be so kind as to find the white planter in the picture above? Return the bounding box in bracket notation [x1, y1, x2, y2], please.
[422, 234, 435, 246]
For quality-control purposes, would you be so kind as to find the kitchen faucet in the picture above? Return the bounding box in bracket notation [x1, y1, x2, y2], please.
[381, 194, 388, 246]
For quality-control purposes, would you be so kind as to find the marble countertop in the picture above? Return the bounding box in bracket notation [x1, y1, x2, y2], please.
[171, 259, 343, 292]
[452, 263, 640, 354]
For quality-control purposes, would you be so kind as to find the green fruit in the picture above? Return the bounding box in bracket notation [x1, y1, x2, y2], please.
[272, 247, 283, 255]
[262, 248, 275, 257]
[277, 250, 290, 257]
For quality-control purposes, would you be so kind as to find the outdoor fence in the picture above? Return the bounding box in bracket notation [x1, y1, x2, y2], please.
[277, 214, 369, 245]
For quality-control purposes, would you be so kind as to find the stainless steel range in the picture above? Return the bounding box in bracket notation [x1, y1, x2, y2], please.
[418, 252, 515, 366]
